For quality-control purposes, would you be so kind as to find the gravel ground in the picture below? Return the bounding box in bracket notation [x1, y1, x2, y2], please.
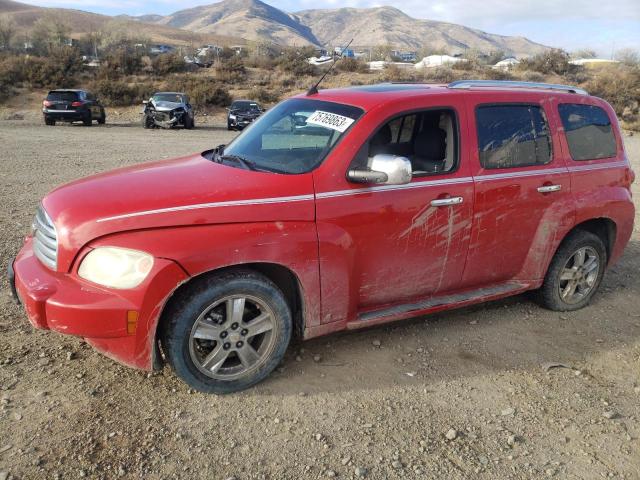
[0, 120, 639, 480]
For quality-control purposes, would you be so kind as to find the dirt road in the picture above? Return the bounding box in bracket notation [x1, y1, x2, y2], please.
[0, 121, 639, 480]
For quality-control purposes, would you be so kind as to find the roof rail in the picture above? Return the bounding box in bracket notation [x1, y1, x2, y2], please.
[447, 80, 588, 95]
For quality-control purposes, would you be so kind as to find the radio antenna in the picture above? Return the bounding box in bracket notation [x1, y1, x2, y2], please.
[306, 38, 354, 96]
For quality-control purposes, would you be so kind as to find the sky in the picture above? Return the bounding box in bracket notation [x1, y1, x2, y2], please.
[19, 0, 640, 56]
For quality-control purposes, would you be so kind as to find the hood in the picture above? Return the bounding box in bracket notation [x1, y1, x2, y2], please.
[42, 153, 315, 272]
[151, 100, 184, 111]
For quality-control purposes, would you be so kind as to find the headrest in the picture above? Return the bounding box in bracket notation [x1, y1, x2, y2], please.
[414, 127, 446, 160]
[371, 124, 392, 147]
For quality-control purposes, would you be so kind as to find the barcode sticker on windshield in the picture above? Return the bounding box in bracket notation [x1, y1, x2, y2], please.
[306, 110, 355, 132]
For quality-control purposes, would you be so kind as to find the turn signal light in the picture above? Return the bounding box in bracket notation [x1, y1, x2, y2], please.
[127, 310, 139, 335]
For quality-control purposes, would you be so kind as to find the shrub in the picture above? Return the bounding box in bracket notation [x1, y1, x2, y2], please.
[23, 46, 83, 88]
[216, 56, 246, 82]
[247, 86, 280, 104]
[584, 66, 640, 125]
[518, 49, 573, 76]
[152, 52, 188, 76]
[278, 48, 317, 76]
[167, 76, 231, 109]
[98, 46, 144, 78]
[336, 57, 368, 73]
[88, 78, 156, 106]
[380, 64, 418, 82]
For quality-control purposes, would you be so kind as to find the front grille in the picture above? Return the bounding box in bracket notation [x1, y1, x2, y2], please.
[33, 205, 58, 270]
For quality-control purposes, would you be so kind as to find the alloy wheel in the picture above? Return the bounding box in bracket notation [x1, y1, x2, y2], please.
[188, 294, 277, 380]
[558, 246, 600, 305]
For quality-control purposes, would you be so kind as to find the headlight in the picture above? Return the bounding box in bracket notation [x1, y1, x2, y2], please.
[78, 247, 154, 289]
[229, 114, 236, 120]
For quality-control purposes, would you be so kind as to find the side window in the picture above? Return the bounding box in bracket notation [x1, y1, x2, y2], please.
[364, 109, 457, 176]
[558, 104, 617, 161]
[476, 105, 552, 169]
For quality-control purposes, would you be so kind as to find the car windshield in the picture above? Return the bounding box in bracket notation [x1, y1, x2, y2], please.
[232, 101, 261, 111]
[153, 93, 184, 103]
[47, 91, 79, 102]
[222, 98, 364, 174]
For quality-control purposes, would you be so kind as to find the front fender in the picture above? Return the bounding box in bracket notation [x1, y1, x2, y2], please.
[87, 221, 322, 343]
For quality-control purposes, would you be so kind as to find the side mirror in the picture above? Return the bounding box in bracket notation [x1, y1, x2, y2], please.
[142, 100, 148, 105]
[347, 154, 412, 185]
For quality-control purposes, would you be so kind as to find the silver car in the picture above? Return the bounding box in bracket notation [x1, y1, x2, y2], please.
[142, 92, 195, 129]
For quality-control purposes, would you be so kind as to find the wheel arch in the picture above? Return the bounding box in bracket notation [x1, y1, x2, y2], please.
[156, 262, 306, 354]
[566, 217, 617, 264]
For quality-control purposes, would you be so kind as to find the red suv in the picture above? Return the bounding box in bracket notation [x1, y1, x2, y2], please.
[9, 80, 635, 393]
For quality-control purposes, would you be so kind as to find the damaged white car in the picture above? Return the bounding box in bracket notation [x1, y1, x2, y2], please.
[142, 92, 195, 129]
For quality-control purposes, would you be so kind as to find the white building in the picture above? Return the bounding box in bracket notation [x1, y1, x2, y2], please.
[493, 57, 520, 70]
[414, 55, 467, 69]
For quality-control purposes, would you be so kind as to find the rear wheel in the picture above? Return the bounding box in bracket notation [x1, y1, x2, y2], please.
[44, 116, 55, 126]
[160, 270, 292, 394]
[536, 230, 606, 311]
[83, 113, 92, 126]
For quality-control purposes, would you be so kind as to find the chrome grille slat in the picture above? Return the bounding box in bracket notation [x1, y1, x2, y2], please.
[33, 205, 58, 270]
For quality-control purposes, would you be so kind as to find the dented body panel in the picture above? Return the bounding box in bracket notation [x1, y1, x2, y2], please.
[11, 83, 635, 371]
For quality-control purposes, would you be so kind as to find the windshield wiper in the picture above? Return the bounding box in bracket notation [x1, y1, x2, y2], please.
[219, 154, 257, 171]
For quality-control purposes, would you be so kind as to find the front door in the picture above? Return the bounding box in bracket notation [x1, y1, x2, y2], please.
[314, 102, 473, 324]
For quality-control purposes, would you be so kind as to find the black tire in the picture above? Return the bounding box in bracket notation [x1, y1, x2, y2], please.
[184, 116, 194, 130]
[44, 116, 55, 126]
[160, 270, 292, 394]
[82, 113, 92, 126]
[98, 110, 106, 124]
[536, 230, 607, 311]
[142, 114, 154, 129]
[227, 122, 233, 131]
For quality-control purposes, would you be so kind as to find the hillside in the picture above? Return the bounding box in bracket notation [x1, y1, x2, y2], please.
[141, 0, 549, 56]
[296, 6, 549, 56]
[0, 0, 551, 56]
[153, 0, 320, 46]
[0, 0, 244, 47]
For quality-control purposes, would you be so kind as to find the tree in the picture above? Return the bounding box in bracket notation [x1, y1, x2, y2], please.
[30, 15, 72, 54]
[615, 48, 639, 66]
[0, 15, 16, 51]
[572, 49, 597, 59]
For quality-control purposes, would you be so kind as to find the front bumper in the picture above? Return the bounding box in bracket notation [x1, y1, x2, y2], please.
[11, 238, 188, 370]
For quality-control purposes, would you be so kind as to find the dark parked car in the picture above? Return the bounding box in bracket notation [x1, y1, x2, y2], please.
[42, 90, 106, 126]
[227, 100, 263, 130]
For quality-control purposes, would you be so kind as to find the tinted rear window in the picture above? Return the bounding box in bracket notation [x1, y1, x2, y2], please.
[46, 91, 79, 102]
[558, 104, 617, 161]
[476, 105, 552, 169]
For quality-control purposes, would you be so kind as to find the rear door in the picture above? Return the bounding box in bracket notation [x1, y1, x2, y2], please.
[460, 95, 574, 289]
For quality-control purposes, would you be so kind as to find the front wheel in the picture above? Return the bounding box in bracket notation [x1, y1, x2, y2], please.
[160, 270, 292, 394]
[536, 230, 607, 311]
[98, 110, 106, 124]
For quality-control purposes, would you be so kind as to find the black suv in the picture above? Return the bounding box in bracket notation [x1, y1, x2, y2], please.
[227, 100, 263, 130]
[43, 90, 106, 126]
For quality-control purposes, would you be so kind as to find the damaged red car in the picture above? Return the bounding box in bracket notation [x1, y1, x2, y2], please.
[10, 80, 635, 393]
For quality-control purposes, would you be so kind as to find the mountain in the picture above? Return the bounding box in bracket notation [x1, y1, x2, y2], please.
[0, 0, 243, 47]
[138, 0, 550, 56]
[296, 6, 550, 56]
[152, 0, 321, 47]
[0, 0, 551, 57]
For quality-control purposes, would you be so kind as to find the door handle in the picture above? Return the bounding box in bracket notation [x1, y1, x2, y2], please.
[537, 185, 562, 193]
[431, 196, 464, 207]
